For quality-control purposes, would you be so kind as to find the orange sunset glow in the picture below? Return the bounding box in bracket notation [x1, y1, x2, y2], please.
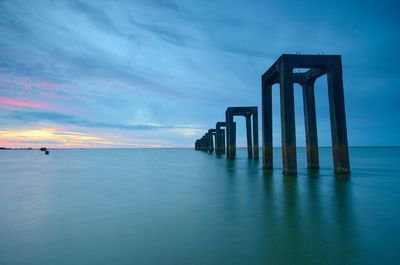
[0, 128, 113, 148]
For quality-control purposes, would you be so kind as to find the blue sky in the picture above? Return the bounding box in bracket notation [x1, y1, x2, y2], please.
[0, 0, 399, 147]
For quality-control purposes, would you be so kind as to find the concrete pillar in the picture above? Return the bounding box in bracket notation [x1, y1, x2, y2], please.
[204, 133, 208, 152]
[226, 112, 235, 159]
[262, 80, 273, 168]
[221, 129, 226, 154]
[327, 65, 350, 174]
[205, 135, 208, 152]
[215, 126, 221, 155]
[302, 81, 319, 169]
[252, 109, 259, 159]
[231, 122, 236, 158]
[280, 70, 297, 175]
[246, 115, 253, 158]
[209, 133, 214, 154]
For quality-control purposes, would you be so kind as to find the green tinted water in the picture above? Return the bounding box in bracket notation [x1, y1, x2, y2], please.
[0, 148, 399, 264]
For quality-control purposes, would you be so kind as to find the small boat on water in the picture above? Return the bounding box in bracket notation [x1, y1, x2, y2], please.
[45, 150, 49, 155]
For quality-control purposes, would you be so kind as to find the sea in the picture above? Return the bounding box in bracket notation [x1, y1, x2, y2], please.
[0, 147, 399, 265]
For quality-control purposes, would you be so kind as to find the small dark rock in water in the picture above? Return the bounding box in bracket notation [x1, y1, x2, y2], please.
[40, 147, 47, 151]
[45, 150, 49, 155]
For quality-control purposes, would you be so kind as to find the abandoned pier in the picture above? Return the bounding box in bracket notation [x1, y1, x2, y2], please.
[195, 54, 350, 175]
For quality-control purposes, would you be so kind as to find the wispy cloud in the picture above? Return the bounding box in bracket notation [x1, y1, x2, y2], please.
[0, 97, 50, 110]
[2, 109, 202, 131]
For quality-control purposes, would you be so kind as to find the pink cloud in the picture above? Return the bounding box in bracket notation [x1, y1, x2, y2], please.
[0, 97, 50, 110]
[0, 74, 79, 92]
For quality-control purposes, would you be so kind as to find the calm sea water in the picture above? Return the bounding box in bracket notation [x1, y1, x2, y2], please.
[0, 147, 399, 265]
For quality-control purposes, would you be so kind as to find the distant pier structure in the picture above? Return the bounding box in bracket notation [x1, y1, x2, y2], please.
[195, 129, 217, 154]
[208, 129, 216, 153]
[261, 54, 350, 175]
[226, 107, 259, 160]
[215, 122, 226, 155]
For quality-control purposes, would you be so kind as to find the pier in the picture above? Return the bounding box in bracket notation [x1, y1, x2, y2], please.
[195, 54, 350, 175]
[225, 107, 259, 160]
[261, 54, 350, 175]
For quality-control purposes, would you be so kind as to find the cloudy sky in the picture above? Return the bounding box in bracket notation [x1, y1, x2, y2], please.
[0, 0, 399, 148]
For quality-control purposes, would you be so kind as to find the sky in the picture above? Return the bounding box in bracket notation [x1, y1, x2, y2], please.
[0, 0, 399, 148]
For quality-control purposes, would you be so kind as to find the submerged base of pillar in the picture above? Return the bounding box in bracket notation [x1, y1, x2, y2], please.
[334, 168, 350, 175]
[283, 169, 297, 176]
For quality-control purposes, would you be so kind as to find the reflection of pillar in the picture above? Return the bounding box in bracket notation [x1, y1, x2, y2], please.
[302, 80, 319, 169]
[262, 80, 273, 168]
[280, 69, 297, 175]
[221, 129, 225, 154]
[252, 109, 259, 159]
[246, 115, 253, 158]
[327, 65, 350, 174]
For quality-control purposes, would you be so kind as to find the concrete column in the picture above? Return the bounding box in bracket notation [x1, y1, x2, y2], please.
[231, 122, 236, 158]
[280, 70, 297, 175]
[215, 126, 221, 155]
[327, 65, 350, 174]
[205, 133, 208, 152]
[221, 129, 226, 154]
[226, 113, 236, 159]
[246, 115, 253, 158]
[252, 109, 259, 159]
[226, 112, 231, 158]
[262, 80, 273, 168]
[209, 133, 214, 154]
[302, 81, 319, 169]
[206, 134, 210, 152]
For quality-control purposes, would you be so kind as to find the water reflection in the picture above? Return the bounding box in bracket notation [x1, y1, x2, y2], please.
[257, 167, 359, 264]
